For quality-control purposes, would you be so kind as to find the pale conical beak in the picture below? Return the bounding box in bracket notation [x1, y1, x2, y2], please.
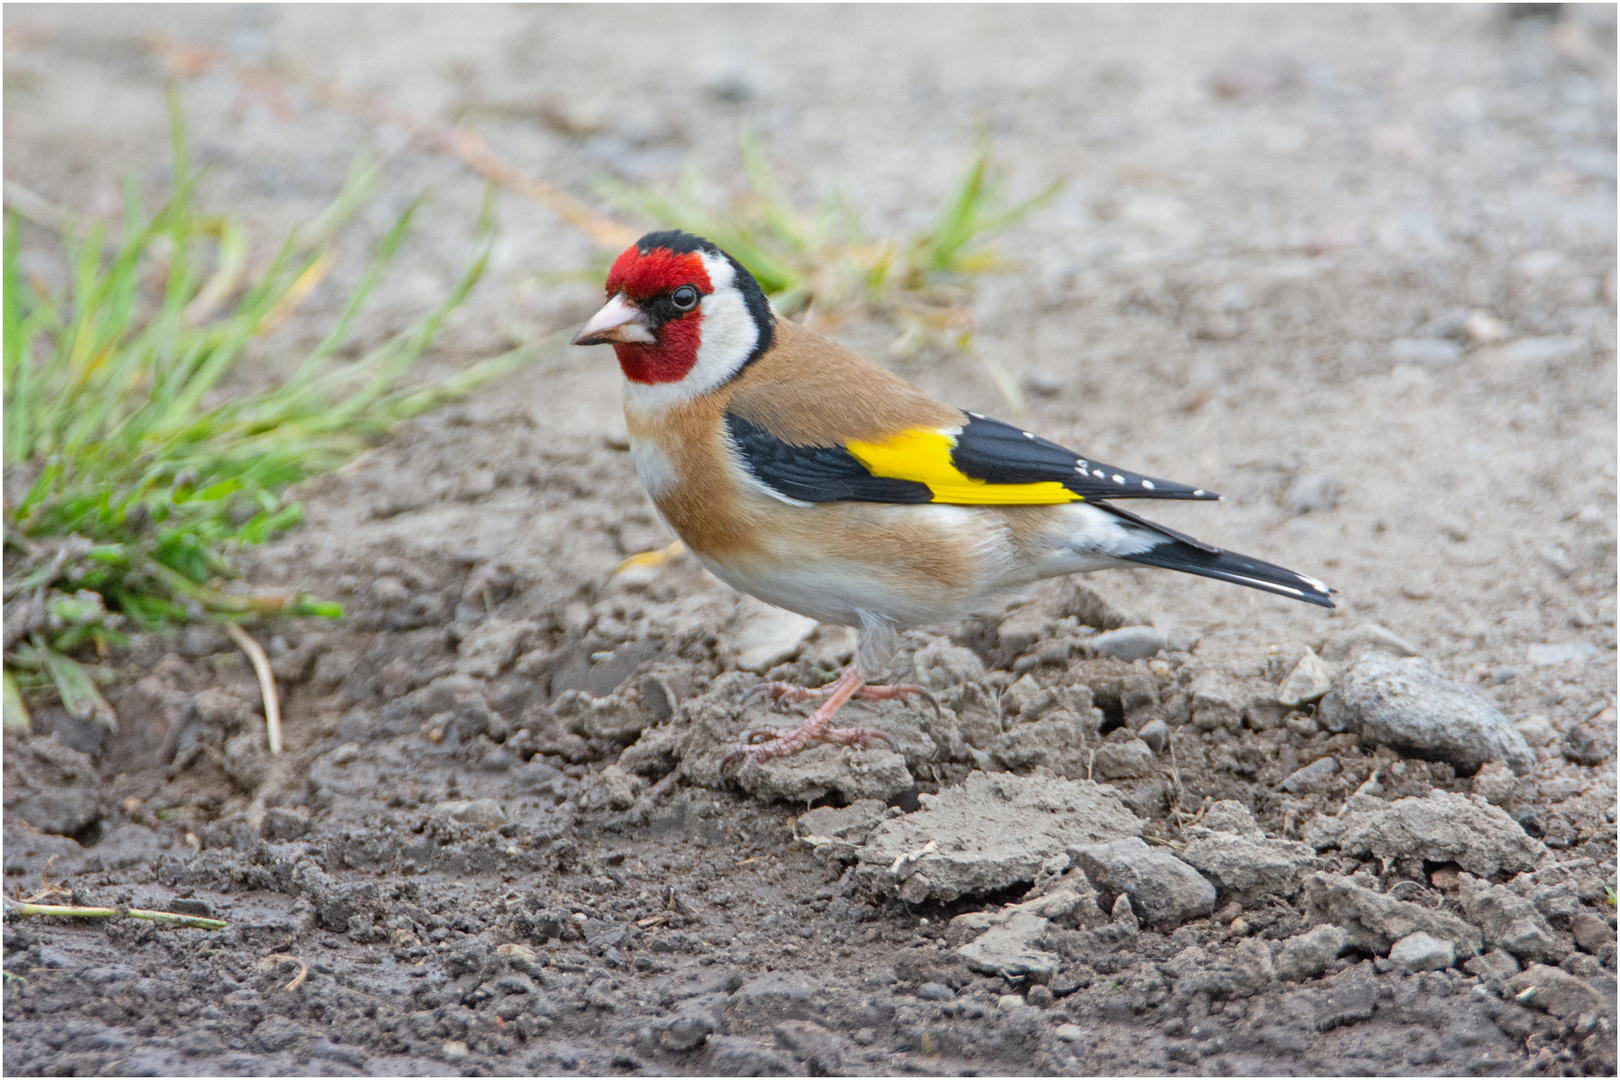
[573, 292, 655, 346]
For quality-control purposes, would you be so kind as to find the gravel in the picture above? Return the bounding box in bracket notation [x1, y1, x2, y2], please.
[1068, 837, 1217, 932]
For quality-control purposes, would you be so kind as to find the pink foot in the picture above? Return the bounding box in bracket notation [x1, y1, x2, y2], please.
[746, 679, 940, 717]
[722, 668, 904, 776]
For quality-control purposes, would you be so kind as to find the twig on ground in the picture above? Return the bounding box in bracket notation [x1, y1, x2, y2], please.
[261, 953, 308, 991]
[226, 623, 282, 756]
[3, 898, 227, 931]
[18, 855, 70, 906]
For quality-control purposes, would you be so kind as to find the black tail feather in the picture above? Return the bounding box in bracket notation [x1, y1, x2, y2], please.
[1099, 504, 1336, 608]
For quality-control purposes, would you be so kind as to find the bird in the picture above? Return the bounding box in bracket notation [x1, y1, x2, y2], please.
[572, 229, 1334, 774]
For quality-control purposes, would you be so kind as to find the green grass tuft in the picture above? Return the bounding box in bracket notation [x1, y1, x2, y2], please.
[600, 132, 1060, 341]
[3, 89, 540, 729]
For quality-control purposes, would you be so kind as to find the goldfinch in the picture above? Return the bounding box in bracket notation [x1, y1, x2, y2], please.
[573, 230, 1334, 772]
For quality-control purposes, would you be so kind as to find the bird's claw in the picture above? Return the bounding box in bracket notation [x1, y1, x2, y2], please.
[853, 682, 941, 719]
[743, 680, 825, 707]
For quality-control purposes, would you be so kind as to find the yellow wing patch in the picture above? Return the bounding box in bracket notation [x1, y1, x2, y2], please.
[845, 427, 1083, 506]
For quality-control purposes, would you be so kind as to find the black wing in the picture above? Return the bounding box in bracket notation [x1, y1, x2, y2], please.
[724, 412, 933, 504]
[952, 413, 1219, 502]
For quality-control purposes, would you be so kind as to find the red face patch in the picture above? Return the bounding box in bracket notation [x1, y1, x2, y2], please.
[604, 245, 714, 385]
[606, 246, 712, 303]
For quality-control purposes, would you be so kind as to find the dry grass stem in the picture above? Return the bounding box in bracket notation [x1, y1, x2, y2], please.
[261, 953, 308, 991]
[226, 623, 282, 755]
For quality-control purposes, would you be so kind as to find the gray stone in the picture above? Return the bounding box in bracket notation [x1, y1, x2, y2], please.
[1315, 962, 1380, 1031]
[856, 771, 1142, 902]
[727, 600, 818, 673]
[952, 869, 1107, 978]
[1463, 949, 1521, 980]
[727, 973, 812, 1031]
[1181, 830, 1317, 903]
[1514, 714, 1557, 747]
[1335, 653, 1534, 773]
[1201, 800, 1264, 836]
[706, 1035, 793, 1076]
[1573, 913, 1615, 955]
[1090, 738, 1155, 779]
[1188, 674, 1243, 732]
[659, 1008, 714, 1052]
[1302, 873, 1481, 957]
[456, 618, 542, 679]
[1508, 860, 1609, 926]
[916, 982, 955, 1001]
[1563, 722, 1615, 767]
[1111, 891, 1139, 931]
[990, 709, 1100, 776]
[910, 639, 986, 689]
[431, 798, 507, 828]
[1458, 874, 1562, 963]
[1277, 649, 1334, 706]
[772, 1020, 847, 1076]
[1275, 925, 1347, 981]
[1505, 965, 1609, 1021]
[1470, 762, 1519, 806]
[958, 909, 1062, 979]
[1389, 931, 1454, 972]
[1163, 938, 1275, 1000]
[1070, 836, 1216, 931]
[1316, 691, 1357, 733]
[1280, 756, 1340, 794]
[1137, 718, 1169, 755]
[1090, 626, 1165, 662]
[223, 731, 269, 793]
[1304, 791, 1545, 878]
[734, 743, 916, 805]
[793, 799, 887, 848]
[1527, 641, 1599, 667]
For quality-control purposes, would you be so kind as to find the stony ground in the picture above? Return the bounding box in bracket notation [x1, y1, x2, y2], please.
[3, 5, 1617, 1077]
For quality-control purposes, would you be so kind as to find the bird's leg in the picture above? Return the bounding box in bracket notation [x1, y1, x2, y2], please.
[723, 666, 902, 774]
[746, 677, 941, 717]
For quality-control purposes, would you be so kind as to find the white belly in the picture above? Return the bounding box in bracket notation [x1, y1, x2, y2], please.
[694, 503, 1023, 630]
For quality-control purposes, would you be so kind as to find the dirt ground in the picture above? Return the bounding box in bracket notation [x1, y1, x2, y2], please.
[4, 5, 1617, 1077]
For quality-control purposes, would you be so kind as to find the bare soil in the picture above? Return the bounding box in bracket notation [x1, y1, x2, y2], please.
[4, 5, 1616, 1076]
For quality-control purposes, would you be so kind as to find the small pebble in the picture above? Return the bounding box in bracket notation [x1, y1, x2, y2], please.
[1055, 1024, 1085, 1042]
[997, 994, 1026, 1012]
[916, 982, 955, 1001]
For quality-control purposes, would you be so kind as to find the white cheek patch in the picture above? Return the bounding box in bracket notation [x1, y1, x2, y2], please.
[621, 252, 760, 414]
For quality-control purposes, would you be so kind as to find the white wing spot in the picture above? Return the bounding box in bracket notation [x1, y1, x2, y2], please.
[1112, 474, 1125, 484]
[1092, 469, 1106, 478]
[1023, 431, 1035, 439]
[1193, 489, 1206, 497]
[1076, 460, 1088, 470]
[1141, 479, 1155, 490]
[969, 412, 985, 419]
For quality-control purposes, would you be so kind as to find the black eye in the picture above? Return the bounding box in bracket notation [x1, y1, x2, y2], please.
[670, 285, 700, 312]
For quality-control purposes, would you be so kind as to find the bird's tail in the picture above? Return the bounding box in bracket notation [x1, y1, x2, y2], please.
[1101, 503, 1336, 608]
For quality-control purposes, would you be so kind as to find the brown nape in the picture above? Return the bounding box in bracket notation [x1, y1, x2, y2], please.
[724, 317, 961, 445]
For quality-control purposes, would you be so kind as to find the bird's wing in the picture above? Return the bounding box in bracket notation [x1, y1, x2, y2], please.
[724, 408, 1220, 507]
